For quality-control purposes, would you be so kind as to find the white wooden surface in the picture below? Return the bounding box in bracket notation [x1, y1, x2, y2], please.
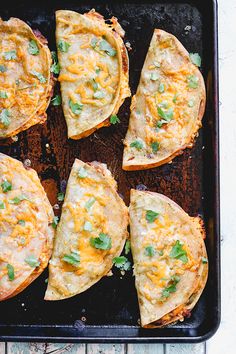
[0, 0, 233, 353]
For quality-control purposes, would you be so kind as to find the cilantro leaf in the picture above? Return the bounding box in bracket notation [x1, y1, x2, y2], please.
[202, 256, 208, 264]
[150, 72, 159, 81]
[90, 38, 98, 48]
[25, 255, 40, 268]
[93, 90, 105, 99]
[50, 51, 60, 75]
[51, 95, 61, 106]
[90, 233, 112, 250]
[125, 240, 131, 255]
[30, 70, 47, 83]
[18, 220, 25, 226]
[58, 40, 70, 53]
[0, 65, 7, 73]
[151, 141, 160, 154]
[110, 114, 120, 125]
[57, 192, 64, 202]
[189, 53, 201, 67]
[91, 79, 98, 91]
[146, 210, 159, 223]
[83, 221, 92, 232]
[28, 40, 39, 55]
[85, 197, 96, 211]
[188, 99, 195, 107]
[52, 216, 59, 229]
[187, 75, 199, 89]
[130, 140, 143, 150]
[4, 50, 17, 60]
[0, 201, 5, 209]
[158, 83, 165, 93]
[62, 251, 80, 267]
[157, 106, 174, 122]
[69, 99, 83, 115]
[173, 93, 179, 103]
[78, 166, 88, 179]
[1, 180, 12, 192]
[0, 109, 11, 127]
[113, 256, 131, 271]
[170, 240, 188, 263]
[7, 264, 15, 281]
[145, 245, 156, 257]
[161, 275, 180, 300]
[9, 195, 28, 205]
[99, 39, 116, 56]
[0, 91, 8, 98]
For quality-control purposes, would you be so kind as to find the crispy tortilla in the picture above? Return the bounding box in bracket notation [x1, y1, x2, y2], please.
[45, 159, 128, 300]
[123, 29, 206, 170]
[56, 9, 130, 139]
[0, 153, 54, 301]
[0, 17, 53, 139]
[129, 189, 208, 327]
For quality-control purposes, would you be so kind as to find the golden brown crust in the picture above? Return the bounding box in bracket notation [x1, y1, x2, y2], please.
[123, 29, 206, 170]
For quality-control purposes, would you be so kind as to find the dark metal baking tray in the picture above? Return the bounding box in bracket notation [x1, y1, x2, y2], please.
[0, 0, 220, 343]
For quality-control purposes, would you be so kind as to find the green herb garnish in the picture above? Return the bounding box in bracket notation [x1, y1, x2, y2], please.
[201, 256, 208, 264]
[158, 83, 165, 93]
[90, 233, 112, 250]
[150, 72, 159, 81]
[161, 275, 180, 299]
[189, 53, 201, 67]
[173, 93, 179, 103]
[157, 106, 174, 121]
[0, 201, 5, 209]
[145, 245, 156, 257]
[7, 264, 15, 281]
[188, 99, 195, 107]
[113, 256, 131, 271]
[57, 192, 64, 202]
[51, 95, 61, 106]
[187, 75, 199, 89]
[151, 141, 160, 154]
[78, 166, 88, 179]
[58, 40, 70, 53]
[50, 51, 60, 75]
[28, 40, 39, 55]
[110, 114, 120, 125]
[170, 240, 188, 263]
[52, 216, 59, 229]
[30, 70, 47, 83]
[0, 91, 8, 98]
[1, 180, 12, 193]
[93, 91, 105, 99]
[0, 65, 7, 73]
[125, 240, 131, 255]
[4, 50, 17, 60]
[9, 195, 28, 205]
[18, 220, 25, 226]
[83, 221, 92, 232]
[130, 140, 144, 150]
[25, 255, 40, 268]
[99, 39, 116, 56]
[146, 210, 159, 223]
[62, 251, 80, 267]
[85, 197, 96, 211]
[91, 79, 98, 91]
[69, 99, 83, 115]
[0, 109, 11, 127]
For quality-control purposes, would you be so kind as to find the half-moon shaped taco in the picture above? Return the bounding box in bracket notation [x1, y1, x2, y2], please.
[123, 29, 206, 170]
[129, 189, 208, 327]
[0, 18, 53, 139]
[55, 9, 130, 140]
[45, 159, 128, 300]
[0, 153, 54, 301]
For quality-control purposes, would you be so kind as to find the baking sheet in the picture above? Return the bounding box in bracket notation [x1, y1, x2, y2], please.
[0, 0, 220, 343]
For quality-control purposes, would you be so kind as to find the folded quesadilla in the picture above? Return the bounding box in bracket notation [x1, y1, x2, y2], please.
[56, 9, 130, 139]
[129, 189, 208, 327]
[123, 29, 206, 170]
[0, 153, 54, 300]
[0, 18, 53, 139]
[45, 159, 128, 300]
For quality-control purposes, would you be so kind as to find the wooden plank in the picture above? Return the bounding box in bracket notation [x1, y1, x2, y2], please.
[7, 343, 85, 354]
[166, 343, 205, 354]
[127, 343, 164, 354]
[0, 343, 5, 354]
[87, 344, 125, 354]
